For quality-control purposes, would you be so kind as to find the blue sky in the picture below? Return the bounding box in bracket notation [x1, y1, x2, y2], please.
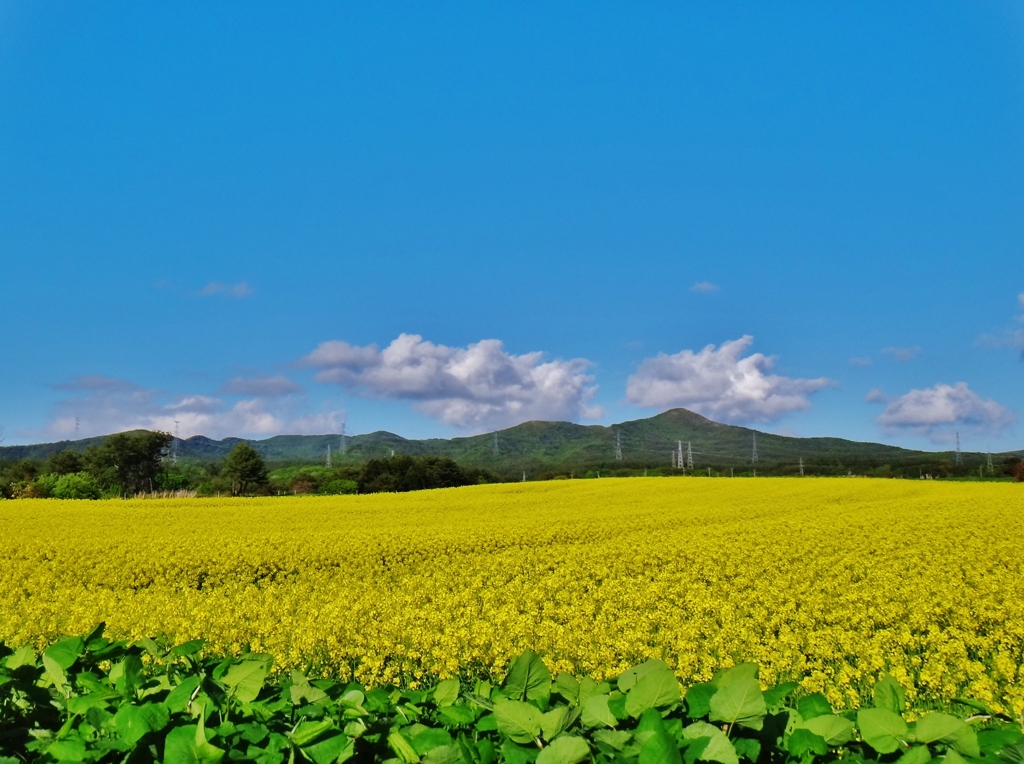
[1, 2, 1022, 451]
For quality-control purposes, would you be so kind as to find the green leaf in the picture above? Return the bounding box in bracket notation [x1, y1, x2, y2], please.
[796, 714, 854, 746]
[797, 694, 833, 720]
[639, 712, 683, 764]
[619, 659, 674, 693]
[554, 674, 580, 704]
[494, 699, 544, 744]
[170, 639, 206, 657]
[762, 682, 799, 710]
[43, 637, 84, 670]
[219, 655, 271, 703]
[47, 739, 86, 762]
[978, 726, 1024, 755]
[536, 735, 590, 764]
[290, 671, 329, 705]
[873, 676, 906, 714]
[389, 731, 422, 764]
[423, 744, 470, 764]
[4, 644, 35, 669]
[438, 705, 477, 726]
[626, 667, 682, 718]
[685, 683, 717, 719]
[913, 716, 980, 758]
[163, 724, 225, 764]
[434, 678, 461, 708]
[941, 751, 966, 764]
[501, 740, 539, 764]
[114, 702, 169, 745]
[711, 664, 758, 689]
[787, 729, 828, 758]
[304, 733, 354, 764]
[541, 705, 580, 741]
[411, 727, 454, 755]
[858, 707, 908, 754]
[682, 722, 739, 764]
[292, 720, 337, 746]
[593, 730, 633, 752]
[897, 746, 933, 764]
[166, 676, 202, 713]
[708, 675, 766, 731]
[581, 694, 617, 728]
[42, 653, 69, 696]
[503, 651, 552, 703]
[731, 739, 760, 763]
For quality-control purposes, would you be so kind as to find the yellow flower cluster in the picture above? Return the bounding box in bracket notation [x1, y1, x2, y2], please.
[1, 478, 1022, 714]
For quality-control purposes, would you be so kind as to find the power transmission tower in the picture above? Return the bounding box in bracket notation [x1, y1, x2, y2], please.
[615, 430, 622, 461]
[522, 471, 526, 482]
[75, 416, 80, 437]
[955, 432, 963, 466]
[987, 452, 994, 475]
[686, 441, 693, 470]
[676, 441, 683, 470]
[493, 432, 499, 456]
[752, 433, 758, 464]
[173, 420, 180, 464]
[340, 422, 346, 455]
[326, 443, 332, 468]
[799, 457, 804, 477]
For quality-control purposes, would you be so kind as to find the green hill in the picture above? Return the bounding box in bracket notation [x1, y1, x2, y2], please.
[3, 409, 1016, 477]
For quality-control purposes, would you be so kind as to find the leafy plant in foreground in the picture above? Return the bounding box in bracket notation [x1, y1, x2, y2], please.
[2, 628, 1022, 764]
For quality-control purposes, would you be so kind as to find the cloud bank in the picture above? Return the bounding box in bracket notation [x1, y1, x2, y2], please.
[626, 335, 834, 423]
[195, 281, 253, 298]
[34, 375, 339, 441]
[300, 333, 600, 430]
[874, 382, 1015, 443]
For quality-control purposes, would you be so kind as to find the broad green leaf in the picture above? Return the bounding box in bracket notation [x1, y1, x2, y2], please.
[941, 751, 966, 764]
[874, 675, 906, 713]
[163, 724, 225, 764]
[219, 655, 271, 703]
[619, 659, 674, 693]
[42, 653, 69, 696]
[411, 727, 454, 755]
[858, 707, 908, 754]
[732, 739, 760, 763]
[112, 654, 144, 697]
[114, 702, 169, 745]
[898, 746, 933, 764]
[166, 676, 202, 713]
[682, 722, 739, 764]
[593, 730, 632, 751]
[685, 683, 717, 719]
[494, 699, 543, 744]
[762, 682, 799, 710]
[581, 694, 617, 728]
[68, 692, 117, 715]
[304, 733, 354, 764]
[501, 740, 539, 764]
[290, 671, 328, 705]
[537, 735, 590, 764]
[4, 644, 35, 669]
[434, 678, 461, 707]
[47, 739, 86, 762]
[626, 667, 682, 718]
[170, 639, 206, 657]
[503, 651, 552, 703]
[438, 705, 477, 726]
[787, 728, 828, 758]
[708, 675, 766, 730]
[639, 712, 683, 764]
[577, 677, 610, 704]
[796, 714, 854, 746]
[423, 744, 470, 764]
[978, 726, 1024, 755]
[292, 720, 336, 746]
[542, 705, 580, 741]
[711, 664, 758, 689]
[914, 717, 980, 757]
[389, 731, 422, 764]
[797, 694, 833, 720]
[43, 637, 84, 670]
[554, 673, 580, 704]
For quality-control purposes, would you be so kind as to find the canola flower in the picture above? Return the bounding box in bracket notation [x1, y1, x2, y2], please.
[1, 478, 1022, 715]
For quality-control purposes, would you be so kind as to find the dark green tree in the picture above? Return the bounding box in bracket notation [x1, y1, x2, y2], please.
[222, 443, 269, 496]
[85, 431, 172, 496]
[47, 449, 84, 476]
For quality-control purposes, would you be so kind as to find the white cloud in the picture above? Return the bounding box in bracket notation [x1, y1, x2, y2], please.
[300, 333, 601, 430]
[195, 281, 254, 298]
[849, 356, 873, 367]
[881, 346, 921, 363]
[625, 335, 834, 423]
[864, 388, 888, 402]
[691, 281, 720, 294]
[1018, 292, 1024, 312]
[29, 376, 342, 441]
[874, 382, 1015, 443]
[220, 375, 302, 396]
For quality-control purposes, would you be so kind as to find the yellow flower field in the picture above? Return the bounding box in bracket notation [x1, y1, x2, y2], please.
[1, 478, 1022, 714]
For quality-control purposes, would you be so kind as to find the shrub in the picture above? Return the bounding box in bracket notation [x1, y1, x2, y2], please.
[52, 471, 102, 500]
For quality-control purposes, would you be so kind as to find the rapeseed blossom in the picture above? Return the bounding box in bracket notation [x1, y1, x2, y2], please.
[1, 478, 1021, 714]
